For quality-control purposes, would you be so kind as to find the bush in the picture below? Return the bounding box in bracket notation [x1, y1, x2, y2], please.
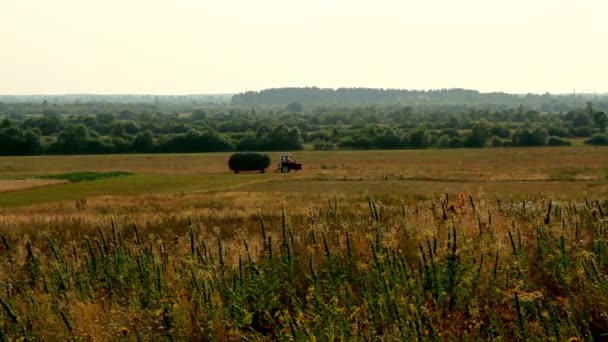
[312, 139, 334, 151]
[547, 126, 569, 138]
[228, 152, 271, 173]
[547, 136, 571, 146]
[448, 136, 465, 148]
[570, 126, 592, 137]
[438, 134, 451, 148]
[584, 133, 608, 146]
[491, 135, 502, 147]
[511, 127, 547, 146]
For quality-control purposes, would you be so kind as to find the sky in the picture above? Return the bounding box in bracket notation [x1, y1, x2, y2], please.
[1, 0, 607, 95]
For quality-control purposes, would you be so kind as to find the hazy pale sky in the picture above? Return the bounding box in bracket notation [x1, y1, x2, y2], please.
[1, 0, 607, 95]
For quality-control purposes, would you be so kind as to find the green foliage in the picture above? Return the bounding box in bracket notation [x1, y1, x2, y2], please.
[464, 120, 491, 147]
[374, 127, 403, 149]
[0, 126, 43, 155]
[20, 115, 63, 135]
[571, 112, 592, 127]
[1, 196, 608, 339]
[512, 126, 548, 146]
[407, 128, 431, 148]
[4, 96, 607, 155]
[312, 139, 334, 150]
[585, 133, 608, 146]
[286, 101, 303, 113]
[158, 128, 235, 153]
[132, 130, 155, 153]
[593, 111, 607, 132]
[547, 136, 571, 146]
[490, 125, 511, 138]
[491, 135, 503, 147]
[228, 152, 272, 172]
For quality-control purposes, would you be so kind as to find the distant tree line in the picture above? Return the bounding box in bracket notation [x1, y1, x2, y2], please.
[232, 87, 608, 112]
[0, 99, 607, 156]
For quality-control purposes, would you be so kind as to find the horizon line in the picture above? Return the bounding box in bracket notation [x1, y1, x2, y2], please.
[0, 86, 606, 97]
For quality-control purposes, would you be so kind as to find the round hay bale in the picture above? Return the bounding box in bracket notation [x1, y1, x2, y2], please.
[228, 152, 271, 173]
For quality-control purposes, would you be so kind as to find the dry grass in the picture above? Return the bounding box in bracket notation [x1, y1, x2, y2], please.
[0, 178, 68, 193]
[1, 146, 607, 180]
[1, 147, 608, 339]
[0, 189, 606, 340]
[1, 146, 608, 208]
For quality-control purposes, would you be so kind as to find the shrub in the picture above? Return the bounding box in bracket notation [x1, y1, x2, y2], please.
[584, 133, 608, 146]
[228, 152, 271, 173]
[312, 139, 334, 151]
[448, 136, 465, 148]
[438, 134, 451, 148]
[491, 135, 503, 147]
[547, 136, 571, 146]
[512, 127, 547, 146]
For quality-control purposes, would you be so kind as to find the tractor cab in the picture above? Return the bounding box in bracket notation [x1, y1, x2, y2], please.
[278, 155, 302, 173]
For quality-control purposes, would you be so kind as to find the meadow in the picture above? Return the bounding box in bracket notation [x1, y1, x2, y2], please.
[0, 146, 608, 340]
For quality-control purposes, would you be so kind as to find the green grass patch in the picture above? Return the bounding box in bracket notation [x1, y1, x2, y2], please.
[37, 171, 133, 183]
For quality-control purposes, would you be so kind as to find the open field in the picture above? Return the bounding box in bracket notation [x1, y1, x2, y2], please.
[2, 146, 608, 208]
[1, 147, 608, 340]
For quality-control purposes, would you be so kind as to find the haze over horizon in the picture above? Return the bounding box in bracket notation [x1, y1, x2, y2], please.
[2, 0, 607, 95]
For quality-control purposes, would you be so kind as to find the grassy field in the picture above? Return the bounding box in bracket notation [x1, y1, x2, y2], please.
[1, 146, 608, 340]
[2, 146, 608, 208]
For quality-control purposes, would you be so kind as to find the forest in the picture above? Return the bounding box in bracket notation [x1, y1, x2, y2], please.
[0, 88, 607, 156]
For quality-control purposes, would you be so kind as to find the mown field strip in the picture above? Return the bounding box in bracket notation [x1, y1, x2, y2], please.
[0, 173, 272, 208]
[0, 178, 69, 193]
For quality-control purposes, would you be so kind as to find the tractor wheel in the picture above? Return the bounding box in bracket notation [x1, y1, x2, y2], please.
[281, 166, 290, 173]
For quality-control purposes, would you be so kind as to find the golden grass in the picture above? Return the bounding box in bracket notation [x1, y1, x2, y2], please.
[0, 146, 607, 179]
[0, 188, 606, 339]
[0, 178, 68, 193]
[1, 146, 608, 209]
[2, 146, 608, 339]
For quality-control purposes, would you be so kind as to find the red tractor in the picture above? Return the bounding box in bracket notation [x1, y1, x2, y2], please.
[277, 155, 302, 173]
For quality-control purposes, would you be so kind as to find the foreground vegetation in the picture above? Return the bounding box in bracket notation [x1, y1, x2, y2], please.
[0, 192, 607, 340]
[1, 147, 607, 339]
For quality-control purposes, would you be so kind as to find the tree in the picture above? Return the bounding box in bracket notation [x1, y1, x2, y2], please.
[312, 139, 334, 150]
[123, 120, 141, 135]
[407, 128, 431, 148]
[191, 109, 207, 121]
[286, 102, 303, 113]
[593, 111, 607, 133]
[512, 126, 547, 146]
[132, 130, 155, 153]
[110, 121, 126, 138]
[0, 118, 12, 129]
[266, 125, 303, 150]
[585, 133, 608, 146]
[51, 123, 94, 154]
[21, 115, 64, 135]
[0, 126, 43, 155]
[572, 112, 592, 127]
[375, 128, 403, 149]
[96, 113, 115, 125]
[464, 120, 490, 147]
